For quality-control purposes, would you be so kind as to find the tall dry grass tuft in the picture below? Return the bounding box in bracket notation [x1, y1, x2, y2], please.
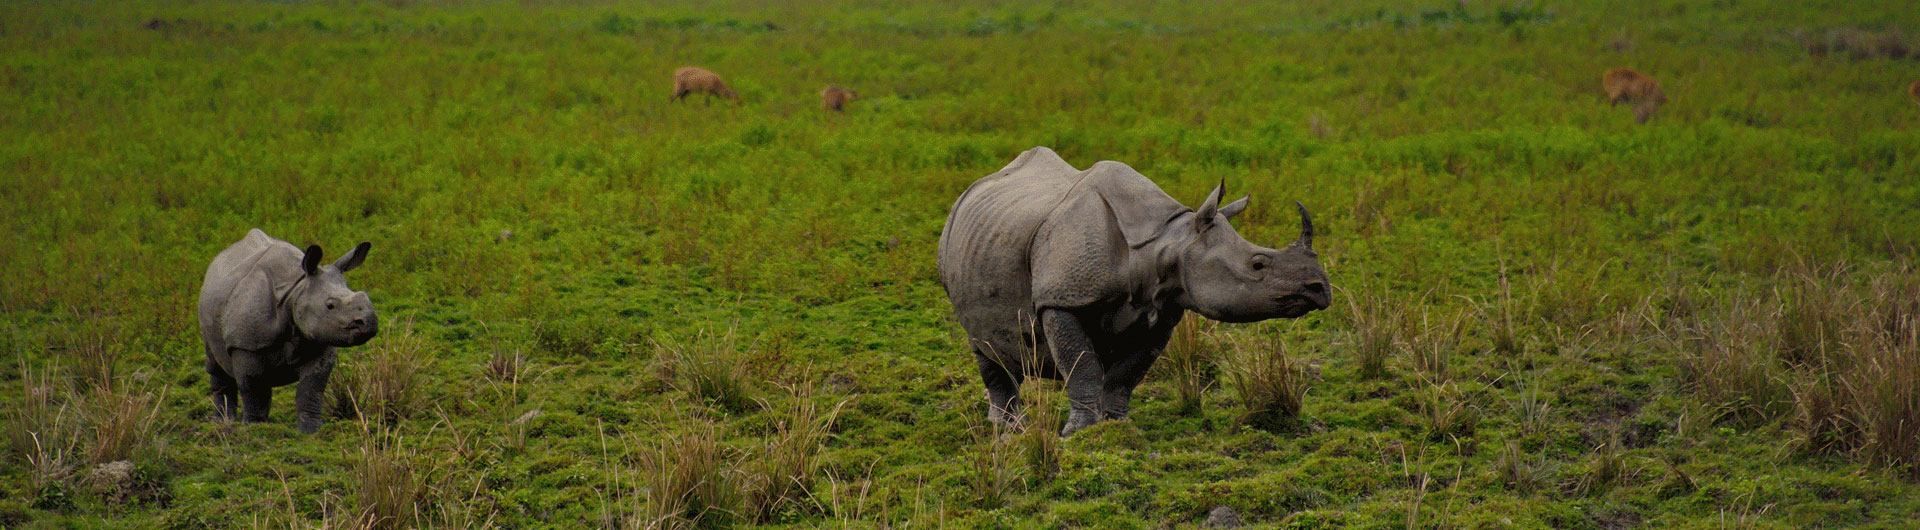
[1844, 336, 1920, 478]
[1475, 258, 1533, 354]
[1511, 378, 1553, 435]
[1573, 429, 1627, 493]
[1681, 261, 1920, 477]
[83, 378, 167, 466]
[1016, 380, 1062, 480]
[1341, 287, 1407, 379]
[1409, 309, 1464, 382]
[331, 323, 432, 424]
[652, 329, 755, 413]
[1155, 317, 1218, 414]
[631, 413, 741, 529]
[1677, 298, 1791, 423]
[743, 385, 847, 523]
[351, 424, 433, 530]
[6, 362, 82, 488]
[1417, 381, 1477, 441]
[963, 415, 1019, 509]
[1493, 440, 1546, 492]
[69, 329, 121, 393]
[1226, 333, 1309, 431]
[1861, 261, 1920, 348]
[483, 342, 546, 455]
[486, 346, 526, 384]
[1838, 265, 1920, 477]
[1775, 261, 1851, 367]
[1790, 374, 1861, 456]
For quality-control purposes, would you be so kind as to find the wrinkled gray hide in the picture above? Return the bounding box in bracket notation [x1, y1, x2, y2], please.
[197, 229, 377, 434]
[938, 147, 1330, 435]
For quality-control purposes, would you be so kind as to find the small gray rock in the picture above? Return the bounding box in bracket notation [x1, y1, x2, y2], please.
[87, 460, 135, 501]
[498, 229, 513, 242]
[1202, 505, 1242, 528]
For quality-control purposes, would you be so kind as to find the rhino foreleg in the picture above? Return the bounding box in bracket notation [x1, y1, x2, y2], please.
[1099, 348, 1162, 421]
[1042, 309, 1104, 436]
[1102, 314, 1180, 421]
[232, 352, 272, 423]
[206, 358, 238, 421]
[294, 349, 337, 434]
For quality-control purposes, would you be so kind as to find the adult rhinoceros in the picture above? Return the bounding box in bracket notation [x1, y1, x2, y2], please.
[938, 147, 1330, 435]
[197, 229, 377, 433]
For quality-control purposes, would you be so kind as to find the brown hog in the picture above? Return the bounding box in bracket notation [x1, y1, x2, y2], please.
[671, 66, 739, 104]
[821, 85, 858, 112]
[1602, 67, 1668, 124]
[1909, 79, 1920, 106]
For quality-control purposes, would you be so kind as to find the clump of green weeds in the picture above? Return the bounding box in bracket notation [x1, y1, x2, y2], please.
[652, 328, 756, 413]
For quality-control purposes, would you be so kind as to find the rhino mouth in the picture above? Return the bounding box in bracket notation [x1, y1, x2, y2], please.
[1273, 294, 1326, 318]
[346, 328, 377, 346]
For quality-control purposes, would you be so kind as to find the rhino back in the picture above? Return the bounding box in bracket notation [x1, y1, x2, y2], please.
[939, 148, 1085, 364]
[198, 230, 304, 353]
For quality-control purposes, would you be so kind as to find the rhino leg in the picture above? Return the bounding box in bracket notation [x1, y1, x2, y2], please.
[232, 352, 272, 423]
[294, 349, 338, 434]
[1099, 348, 1163, 421]
[1101, 313, 1179, 420]
[1042, 309, 1104, 436]
[974, 351, 1025, 428]
[206, 358, 238, 421]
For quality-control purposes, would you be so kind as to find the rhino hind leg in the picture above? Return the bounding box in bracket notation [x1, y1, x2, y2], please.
[974, 352, 1025, 428]
[1042, 309, 1105, 436]
[206, 358, 238, 421]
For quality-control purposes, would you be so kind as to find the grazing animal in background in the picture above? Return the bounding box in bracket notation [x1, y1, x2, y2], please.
[670, 66, 739, 104]
[1908, 79, 1920, 106]
[821, 85, 858, 111]
[938, 147, 1331, 435]
[1602, 67, 1668, 124]
[198, 229, 377, 434]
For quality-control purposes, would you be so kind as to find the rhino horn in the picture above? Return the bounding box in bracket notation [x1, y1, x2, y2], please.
[1294, 201, 1313, 248]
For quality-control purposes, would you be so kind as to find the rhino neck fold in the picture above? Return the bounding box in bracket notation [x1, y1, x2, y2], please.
[278, 275, 312, 343]
[1116, 228, 1189, 331]
[1161, 214, 1204, 316]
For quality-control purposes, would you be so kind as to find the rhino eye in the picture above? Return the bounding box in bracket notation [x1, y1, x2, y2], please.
[326, 300, 337, 310]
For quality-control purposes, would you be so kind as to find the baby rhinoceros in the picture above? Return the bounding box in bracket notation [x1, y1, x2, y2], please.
[197, 229, 377, 434]
[938, 147, 1330, 435]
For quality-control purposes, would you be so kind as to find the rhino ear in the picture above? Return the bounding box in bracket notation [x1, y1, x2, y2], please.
[334, 242, 371, 273]
[1194, 181, 1226, 231]
[301, 245, 324, 276]
[1219, 195, 1250, 220]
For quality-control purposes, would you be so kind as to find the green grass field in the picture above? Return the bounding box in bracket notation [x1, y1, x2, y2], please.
[4, 0, 1920, 528]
